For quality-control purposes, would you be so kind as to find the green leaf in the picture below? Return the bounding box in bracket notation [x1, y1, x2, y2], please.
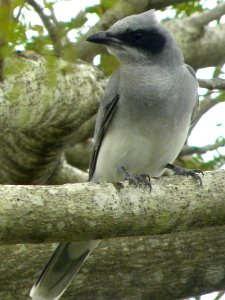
[174, 1, 203, 17]
[101, 0, 117, 10]
[85, 4, 104, 16]
[30, 25, 44, 34]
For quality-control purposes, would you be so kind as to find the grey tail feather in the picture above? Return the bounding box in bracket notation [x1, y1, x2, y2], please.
[30, 240, 100, 300]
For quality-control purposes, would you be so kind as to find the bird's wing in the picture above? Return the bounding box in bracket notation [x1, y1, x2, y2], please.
[186, 64, 199, 126]
[89, 71, 120, 180]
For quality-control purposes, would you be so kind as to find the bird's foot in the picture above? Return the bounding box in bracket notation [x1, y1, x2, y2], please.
[119, 166, 151, 191]
[165, 163, 203, 186]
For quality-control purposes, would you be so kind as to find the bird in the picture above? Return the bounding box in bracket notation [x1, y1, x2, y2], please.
[30, 9, 200, 300]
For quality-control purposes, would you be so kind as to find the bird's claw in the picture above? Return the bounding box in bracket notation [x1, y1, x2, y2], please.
[165, 163, 203, 186]
[120, 166, 151, 191]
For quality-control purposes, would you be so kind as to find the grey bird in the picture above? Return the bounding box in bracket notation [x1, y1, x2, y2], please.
[30, 9, 200, 300]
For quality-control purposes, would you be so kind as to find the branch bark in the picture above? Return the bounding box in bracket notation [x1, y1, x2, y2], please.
[181, 138, 225, 156]
[0, 57, 103, 184]
[0, 170, 224, 244]
[2, 225, 225, 300]
[198, 78, 225, 90]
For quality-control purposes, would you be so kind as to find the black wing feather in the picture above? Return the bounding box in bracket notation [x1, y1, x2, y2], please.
[89, 71, 120, 180]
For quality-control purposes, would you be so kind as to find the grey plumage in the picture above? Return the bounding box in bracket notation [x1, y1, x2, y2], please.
[30, 10, 198, 300]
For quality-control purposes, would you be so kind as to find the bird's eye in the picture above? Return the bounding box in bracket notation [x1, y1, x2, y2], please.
[133, 31, 143, 40]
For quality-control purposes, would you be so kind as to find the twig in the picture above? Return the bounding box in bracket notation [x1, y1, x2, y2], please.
[26, 0, 62, 56]
[14, 0, 25, 21]
[189, 93, 225, 134]
[181, 138, 225, 156]
[198, 78, 225, 90]
[214, 291, 225, 300]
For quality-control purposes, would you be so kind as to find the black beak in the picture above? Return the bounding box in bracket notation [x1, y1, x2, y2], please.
[86, 31, 120, 45]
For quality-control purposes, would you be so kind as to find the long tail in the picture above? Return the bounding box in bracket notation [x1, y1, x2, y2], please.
[30, 240, 100, 300]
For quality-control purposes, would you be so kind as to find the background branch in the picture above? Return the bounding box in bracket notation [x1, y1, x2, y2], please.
[189, 92, 225, 135]
[198, 78, 225, 90]
[181, 138, 225, 156]
[2, 225, 225, 300]
[189, 2, 225, 27]
[27, 0, 63, 55]
[0, 57, 103, 184]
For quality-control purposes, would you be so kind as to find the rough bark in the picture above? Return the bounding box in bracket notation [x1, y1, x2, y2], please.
[0, 57, 103, 184]
[0, 170, 223, 244]
[2, 226, 225, 300]
[65, 140, 92, 170]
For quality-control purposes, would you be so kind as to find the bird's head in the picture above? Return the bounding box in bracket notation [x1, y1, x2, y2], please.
[87, 10, 183, 65]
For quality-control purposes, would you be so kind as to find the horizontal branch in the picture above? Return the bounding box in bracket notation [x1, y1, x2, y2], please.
[0, 170, 224, 244]
[198, 78, 225, 90]
[181, 138, 225, 156]
[2, 226, 225, 299]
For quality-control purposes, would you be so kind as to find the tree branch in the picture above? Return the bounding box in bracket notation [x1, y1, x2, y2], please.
[70, 115, 96, 144]
[198, 78, 225, 90]
[2, 225, 225, 299]
[0, 57, 103, 184]
[65, 140, 92, 171]
[0, 170, 224, 244]
[26, 0, 63, 55]
[189, 2, 225, 28]
[181, 138, 225, 156]
[50, 158, 88, 184]
[189, 92, 225, 135]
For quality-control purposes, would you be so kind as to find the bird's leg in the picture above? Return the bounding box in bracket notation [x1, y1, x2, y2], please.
[119, 166, 151, 191]
[165, 163, 203, 186]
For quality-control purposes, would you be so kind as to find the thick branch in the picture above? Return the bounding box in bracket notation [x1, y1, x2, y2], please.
[70, 115, 96, 144]
[166, 22, 225, 69]
[65, 140, 92, 170]
[2, 226, 225, 299]
[0, 58, 103, 184]
[190, 2, 225, 27]
[50, 159, 88, 184]
[0, 170, 224, 244]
